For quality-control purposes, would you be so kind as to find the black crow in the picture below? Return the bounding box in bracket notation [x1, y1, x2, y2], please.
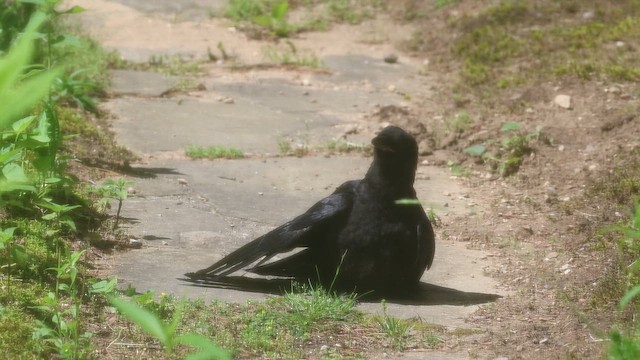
[185, 125, 435, 295]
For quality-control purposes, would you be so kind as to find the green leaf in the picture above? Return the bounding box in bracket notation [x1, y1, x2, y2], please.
[109, 296, 170, 346]
[0, 149, 21, 165]
[394, 198, 422, 205]
[11, 244, 29, 267]
[63, 5, 85, 14]
[272, 1, 289, 20]
[0, 227, 16, 245]
[89, 278, 118, 295]
[176, 333, 230, 360]
[0, 13, 58, 131]
[0, 181, 36, 193]
[61, 219, 77, 231]
[2, 163, 29, 182]
[11, 115, 37, 135]
[253, 15, 272, 27]
[620, 285, 640, 309]
[500, 122, 521, 132]
[464, 144, 487, 156]
[42, 213, 57, 221]
[31, 111, 51, 143]
[53, 34, 82, 48]
[44, 177, 62, 184]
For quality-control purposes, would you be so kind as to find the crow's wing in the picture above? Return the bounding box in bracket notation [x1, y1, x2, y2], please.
[417, 206, 435, 272]
[186, 180, 358, 279]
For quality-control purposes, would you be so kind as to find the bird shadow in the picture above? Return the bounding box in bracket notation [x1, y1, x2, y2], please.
[179, 275, 501, 306]
[124, 166, 185, 179]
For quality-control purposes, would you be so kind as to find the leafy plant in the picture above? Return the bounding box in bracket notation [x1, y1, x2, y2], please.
[0, 226, 18, 299]
[609, 203, 640, 358]
[253, 1, 295, 37]
[225, 0, 297, 38]
[110, 296, 230, 359]
[32, 250, 93, 359]
[89, 178, 133, 229]
[0, 12, 57, 132]
[38, 200, 80, 232]
[0, 1, 35, 53]
[52, 69, 99, 113]
[464, 122, 541, 177]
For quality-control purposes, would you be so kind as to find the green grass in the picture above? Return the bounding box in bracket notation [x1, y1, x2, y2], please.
[607, 203, 640, 359]
[434, 0, 459, 8]
[225, 0, 277, 22]
[275, 133, 310, 157]
[173, 285, 366, 358]
[111, 283, 472, 359]
[108, 53, 205, 77]
[326, 138, 372, 154]
[588, 150, 640, 207]
[221, 0, 385, 38]
[0, 306, 41, 358]
[264, 41, 323, 68]
[444, 0, 640, 91]
[376, 300, 412, 350]
[326, 0, 378, 25]
[186, 145, 244, 159]
[444, 111, 472, 134]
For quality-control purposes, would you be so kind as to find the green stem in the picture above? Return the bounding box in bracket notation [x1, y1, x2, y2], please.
[55, 239, 61, 300]
[114, 199, 123, 230]
[6, 246, 11, 301]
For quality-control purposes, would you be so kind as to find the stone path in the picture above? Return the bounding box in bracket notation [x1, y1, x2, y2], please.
[71, 0, 503, 356]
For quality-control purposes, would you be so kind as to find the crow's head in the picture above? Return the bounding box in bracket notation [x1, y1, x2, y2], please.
[371, 125, 418, 158]
[369, 126, 419, 186]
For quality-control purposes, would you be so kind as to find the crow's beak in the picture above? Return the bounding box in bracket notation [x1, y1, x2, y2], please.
[372, 137, 396, 153]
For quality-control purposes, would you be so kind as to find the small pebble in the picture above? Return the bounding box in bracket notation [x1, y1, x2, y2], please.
[383, 53, 398, 64]
[554, 94, 572, 109]
[129, 238, 142, 249]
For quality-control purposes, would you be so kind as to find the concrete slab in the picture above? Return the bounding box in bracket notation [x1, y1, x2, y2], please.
[322, 54, 414, 86]
[110, 156, 499, 325]
[210, 77, 401, 116]
[109, 70, 177, 97]
[104, 96, 342, 154]
[108, 0, 227, 21]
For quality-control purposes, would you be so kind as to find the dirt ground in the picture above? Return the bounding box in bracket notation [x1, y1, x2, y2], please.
[394, 2, 640, 360]
[68, 0, 640, 358]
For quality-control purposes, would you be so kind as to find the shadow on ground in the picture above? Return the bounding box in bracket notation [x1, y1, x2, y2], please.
[179, 275, 501, 306]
